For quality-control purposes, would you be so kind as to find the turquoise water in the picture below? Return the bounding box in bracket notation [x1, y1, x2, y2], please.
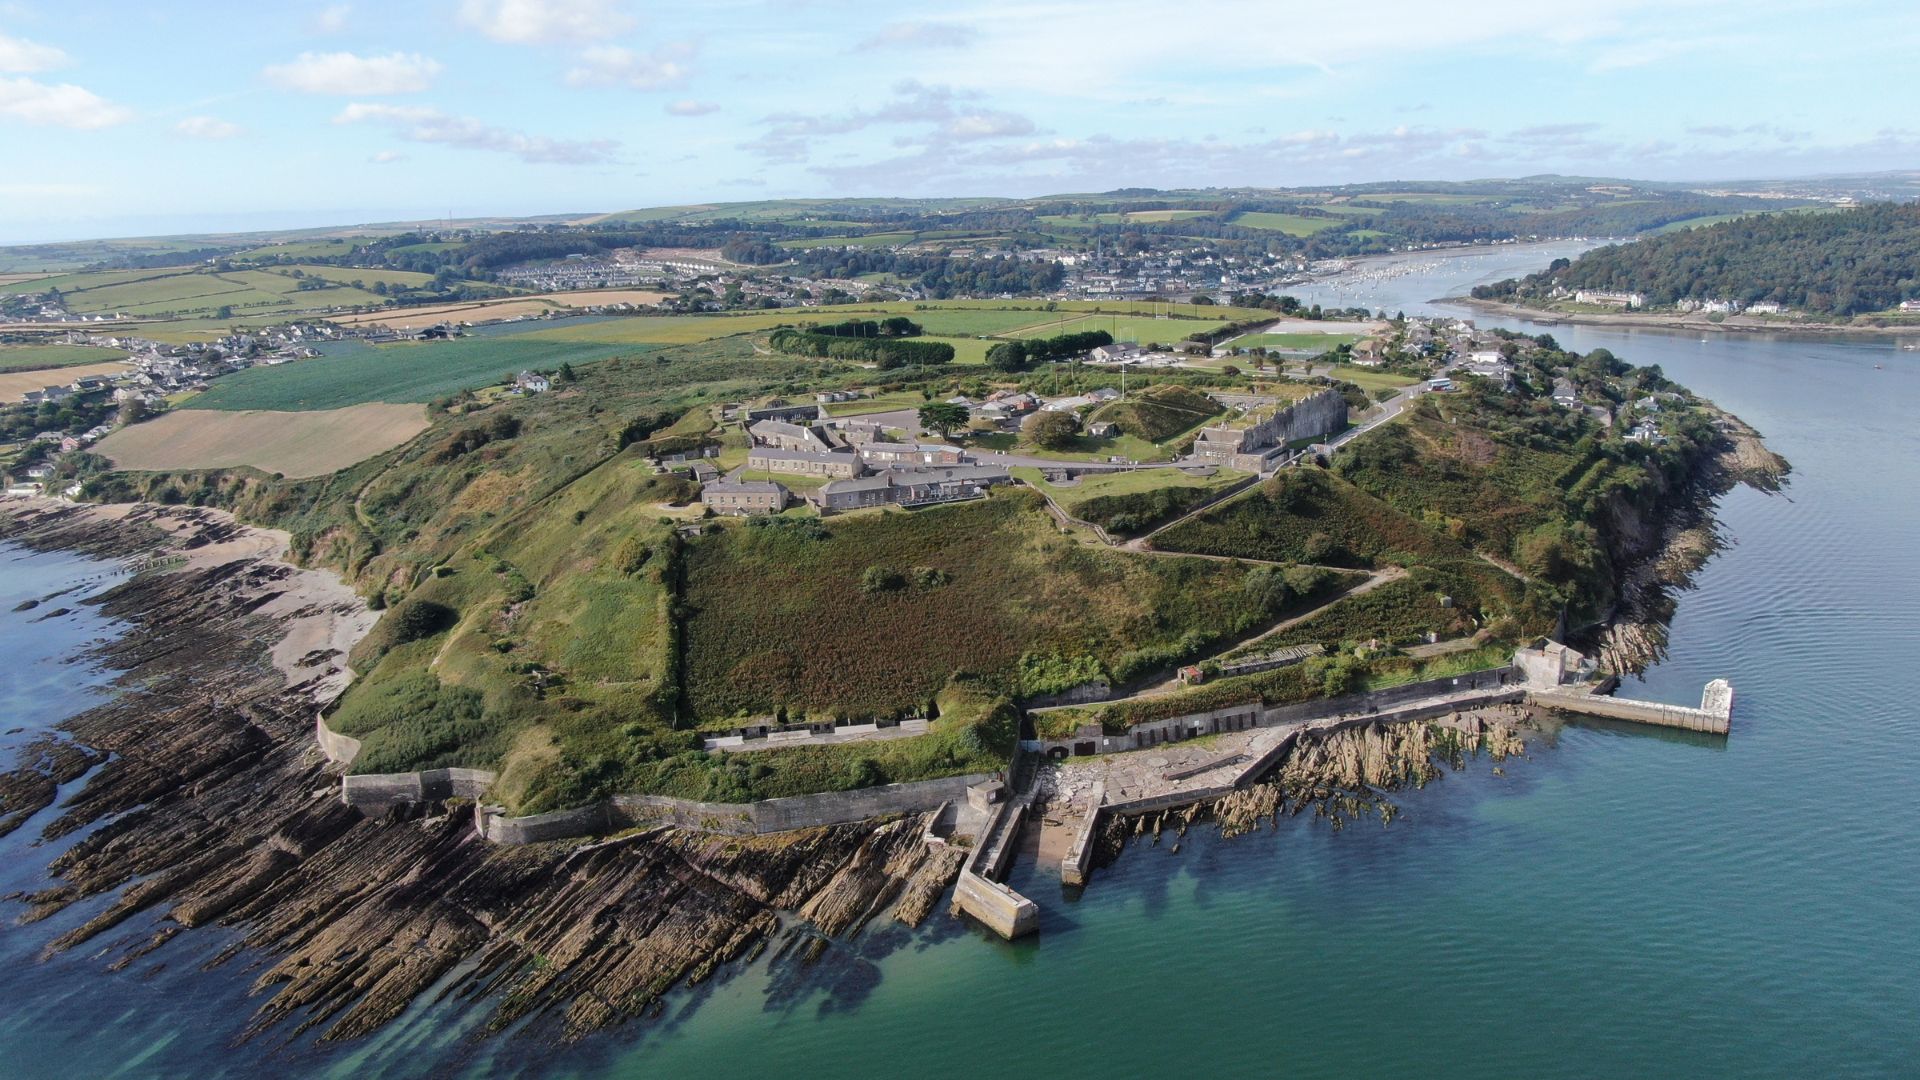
[2, 252, 1916, 1077]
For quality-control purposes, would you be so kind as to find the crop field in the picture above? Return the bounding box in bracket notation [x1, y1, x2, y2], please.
[329, 300, 568, 329]
[186, 337, 658, 410]
[95, 402, 430, 477]
[1227, 211, 1346, 236]
[0, 361, 129, 402]
[4, 265, 395, 318]
[231, 238, 366, 261]
[779, 232, 914, 249]
[680, 490, 1284, 718]
[0, 344, 130, 372]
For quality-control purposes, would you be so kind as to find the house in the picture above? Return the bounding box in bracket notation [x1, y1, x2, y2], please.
[1085, 421, 1117, 438]
[830, 419, 887, 446]
[1089, 343, 1143, 364]
[700, 478, 790, 515]
[1551, 378, 1579, 408]
[24, 463, 55, 480]
[1088, 387, 1122, 403]
[1746, 301, 1784, 315]
[857, 442, 966, 467]
[1426, 377, 1454, 393]
[815, 390, 860, 403]
[1462, 358, 1515, 389]
[745, 447, 865, 478]
[744, 400, 823, 424]
[1041, 395, 1094, 413]
[814, 465, 1010, 512]
[515, 370, 551, 393]
[1901, 299, 1920, 313]
[748, 419, 835, 453]
[1573, 290, 1646, 309]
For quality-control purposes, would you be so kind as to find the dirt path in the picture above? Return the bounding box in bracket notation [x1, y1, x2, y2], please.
[1031, 565, 1405, 711]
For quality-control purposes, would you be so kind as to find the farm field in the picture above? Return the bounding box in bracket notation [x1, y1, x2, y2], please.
[1227, 211, 1346, 236]
[3, 265, 395, 318]
[173, 301, 1277, 411]
[530, 288, 672, 307]
[0, 361, 129, 402]
[95, 402, 430, 477]
[186, 336, 656, 410]
[329, 300, 569, 329]
[0, 344, 130, 372]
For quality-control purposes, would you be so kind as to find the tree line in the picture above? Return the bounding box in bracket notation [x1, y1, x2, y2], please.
[1472, 203, 1920, 316]
[765, 327, 953, 369]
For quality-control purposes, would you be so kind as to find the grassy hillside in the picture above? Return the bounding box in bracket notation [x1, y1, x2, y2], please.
[1152, 467, 1470, 569]
[681, 490, 1292, 719]
[1089, 383, 1224, 442]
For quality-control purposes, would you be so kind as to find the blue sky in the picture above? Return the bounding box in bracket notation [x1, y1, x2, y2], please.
[1, 0, 1916, 242]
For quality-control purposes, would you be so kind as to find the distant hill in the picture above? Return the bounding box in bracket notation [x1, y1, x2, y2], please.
[1473, 203, 1920, 317]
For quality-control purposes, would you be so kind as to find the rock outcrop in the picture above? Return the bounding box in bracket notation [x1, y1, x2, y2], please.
[0, 502, 965, 1047]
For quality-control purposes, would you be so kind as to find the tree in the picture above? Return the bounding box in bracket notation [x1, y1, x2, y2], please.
[214, 305, 233, 320]
[557, 362, 577, 383]
[917, 401, 969, 437]
[116, 398, 149, 426]
[1022, 409, 1078, 451]
[985, 340, 1029, 372]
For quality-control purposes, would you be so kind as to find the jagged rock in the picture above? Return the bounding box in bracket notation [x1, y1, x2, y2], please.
[1, 503, 969, 1048]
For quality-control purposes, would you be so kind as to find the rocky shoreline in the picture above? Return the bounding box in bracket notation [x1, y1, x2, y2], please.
[1586, 410, 1789, 674]
[0, 394, 1786, 1053]
[0, 498, 969, 1048]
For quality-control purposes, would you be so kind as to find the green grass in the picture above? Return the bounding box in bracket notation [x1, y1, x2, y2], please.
[1235, 332, 1363, 352]
[1015, 465, 1248, 536]
[1152, 468, 1469, 569]
[1229, 211, 1346, 236]
[1088, 384, 1224, 442]
[186, 337, 661, 410]
[1324, 364, 1421, 392]
[0, 344, 130, 372]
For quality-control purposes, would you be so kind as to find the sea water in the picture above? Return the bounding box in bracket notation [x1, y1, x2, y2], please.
[2, 252, 1916, 1078]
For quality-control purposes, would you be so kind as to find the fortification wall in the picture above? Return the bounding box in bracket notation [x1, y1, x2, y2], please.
[341, 767, 497, 810]
[1195, 388, 1348, 459]
[1032, 668, 1519, 760]
[314, 712, 362, 766]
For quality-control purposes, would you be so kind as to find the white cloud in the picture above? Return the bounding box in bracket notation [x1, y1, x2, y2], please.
[665, 99, 718, 117]
[263, 51, 441, 95]
[858, 21, 978, 50]
[334, 102, 617, 164]
[458, 0, 632, 44]
[0, 30, 66, 72]
[369, 149, 406, 163]
[175, 115, 244, 139]
[565, 44, 692, 90]
[313, 4, 351, 33]
[0, 75, 129, 128]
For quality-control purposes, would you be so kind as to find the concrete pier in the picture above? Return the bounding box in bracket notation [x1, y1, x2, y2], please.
[1060, 780, 1104, 886]
[1527, 677, 1733, 735]
[952, 792, 1039, 938]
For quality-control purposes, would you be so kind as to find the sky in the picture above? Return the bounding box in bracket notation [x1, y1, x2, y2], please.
[1, 0, 1917, 243]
